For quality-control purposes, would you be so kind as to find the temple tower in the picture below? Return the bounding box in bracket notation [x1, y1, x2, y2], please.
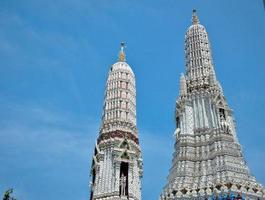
[160, 10, 265, 199]
[89, 43, 143, 200]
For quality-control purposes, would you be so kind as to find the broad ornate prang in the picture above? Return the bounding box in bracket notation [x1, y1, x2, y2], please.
[160, 10, 265, 200]
[89, 43, 143, 200]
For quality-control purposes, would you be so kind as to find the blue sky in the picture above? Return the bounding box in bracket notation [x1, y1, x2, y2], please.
[0, 0, 265, 200]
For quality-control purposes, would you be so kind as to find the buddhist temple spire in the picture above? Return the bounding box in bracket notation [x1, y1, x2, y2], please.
[192, 9, 199, 25]
[185, 9, 216, 92]
[118, 42, 126, 62]
[89, 43, 142, 200]
[160, 10, 265, 200]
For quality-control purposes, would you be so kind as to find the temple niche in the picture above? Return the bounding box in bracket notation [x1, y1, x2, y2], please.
[120, 162, 128, 197]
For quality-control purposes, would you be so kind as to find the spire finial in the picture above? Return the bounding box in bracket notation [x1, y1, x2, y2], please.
[118, 42, 126, 62]
[192, 9, 199, 25]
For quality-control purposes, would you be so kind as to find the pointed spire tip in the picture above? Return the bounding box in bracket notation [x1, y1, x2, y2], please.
[192, 9, 199, 25]
[118, 42, 126, 62]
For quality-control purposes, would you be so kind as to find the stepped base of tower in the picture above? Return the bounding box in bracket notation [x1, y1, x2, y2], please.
[160, 182, 265, 200]
[160, 129, 265, 199]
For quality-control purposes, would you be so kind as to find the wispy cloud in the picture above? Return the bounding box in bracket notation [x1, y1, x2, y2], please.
[0, 101, 98, 200]
[0, 99, 174, 200]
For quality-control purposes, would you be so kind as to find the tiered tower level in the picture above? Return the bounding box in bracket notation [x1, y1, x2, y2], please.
[160, 10, 265, 200]
[90, 43, 143, 200]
